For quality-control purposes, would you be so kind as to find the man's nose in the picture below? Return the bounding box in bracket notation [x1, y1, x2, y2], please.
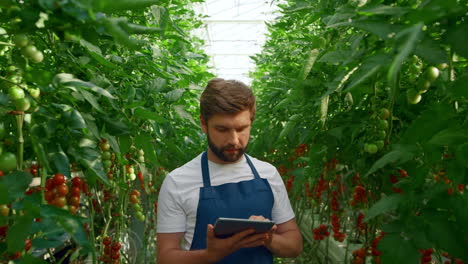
[227, 130, 240, 146]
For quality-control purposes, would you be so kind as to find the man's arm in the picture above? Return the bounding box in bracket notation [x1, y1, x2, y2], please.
[264, 218, 303, 258]
[157, 225, 270, 264]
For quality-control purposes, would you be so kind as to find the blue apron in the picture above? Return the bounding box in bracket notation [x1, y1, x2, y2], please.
[190, 151, 274, 264]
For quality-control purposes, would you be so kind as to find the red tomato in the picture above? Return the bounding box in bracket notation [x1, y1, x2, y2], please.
[53, 173, 66, 185]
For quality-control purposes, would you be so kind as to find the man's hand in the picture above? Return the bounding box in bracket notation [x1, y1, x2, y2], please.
[248, 215, 278, 247]
[205, 223, 269, 262]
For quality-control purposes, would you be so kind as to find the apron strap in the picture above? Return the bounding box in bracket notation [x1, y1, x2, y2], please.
[245, 154, 261, 179]
[201, 151, 211, 187]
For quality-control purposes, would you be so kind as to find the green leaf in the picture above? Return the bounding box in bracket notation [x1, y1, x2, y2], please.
[151, 6, 170, 32]
[164, 89, 185, 102]
[29, 125, 52, 171]
[379, 233, 419, 264]
[101, 116, 130, 136]
[387, 23, 423, 86]
[18, 255, 48, 264]
[365, 148, 415, 176]
[62, 78, 115, 99]
[426, 211, 467, 259]
[318, 50, 354, 64]
[32, 237, 68, 249]
[101, 17, 140, 50]
[173, 105, 197, 126]
[279, 114, 301, 141]
[57, 216, 91, 251]
[446, 21, 468, 58]
[135, 133, 158, 164]
[63, 109, 86, 129]
[449, 73, 468, 98]
[456, 143, 468, 167]
[0, 171, 32, 203]
[80, 89, 104, 112]
[118, 135, 132, 156]
[48, 143, 70, 177]
[365, 194, 404, 221]
[134, 108, 166, 123]
[79, 39, 117, 69]
[92, 0, 159, 12]
[414, 37, 447, 64]
[344, 54, 390, 92]
[102, 134, 120, 154]
[7, 215, 33, 252]
[144, 77, 168, 92]
[428, 127, 468, 146]
[358, 5, 409, 16]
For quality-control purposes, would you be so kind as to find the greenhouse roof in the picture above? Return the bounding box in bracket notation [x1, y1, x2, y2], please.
[193, 0, 281, 84]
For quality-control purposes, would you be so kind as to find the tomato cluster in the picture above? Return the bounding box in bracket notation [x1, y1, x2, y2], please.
[370, 232, 385, 263]
[407, 63, 445, 105]
[312, 224, 330, 241]
[129, 189, 145, 222]
[45, 174, 83, 214]
[352, 247, 366, 264]
[102, 236, 121, 263]
[364, 107, 390, 154]
[419, 248, 433, 264]
[356, 213, 366, 232]
[349, 185, 368, 207]
[331, 214, 345, 242]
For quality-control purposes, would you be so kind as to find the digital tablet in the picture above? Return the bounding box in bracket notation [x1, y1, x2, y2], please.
[213, 217, 275, 238]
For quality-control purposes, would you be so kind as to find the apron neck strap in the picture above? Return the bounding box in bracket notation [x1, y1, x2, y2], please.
[201, 151, 261, 188]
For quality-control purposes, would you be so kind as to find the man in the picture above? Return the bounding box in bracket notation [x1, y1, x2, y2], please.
[157, 78, 303, 264]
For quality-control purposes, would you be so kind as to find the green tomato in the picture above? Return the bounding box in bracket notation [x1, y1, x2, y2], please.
[0, 152, 17, 172]
[378, 120, 389, 130]
[135, 211, 145, 221]
[417, 79, 431, 93]
[30, 50, 44, 63]
[407, 89, 422, 104]
[101, 151, 111, 160]
[436, 63, 448, 70]
[425, 66, 439, 83]
[22, 45, 37, 58]
[13, 34, 29, 47]
[379, 108, 390, 120]
[103, 159, 112, 170]
[15, 97, 30, 111]
[27, 87, 40, 98]
[0, 204, 9, 216]
[366, 144, 378, 154]
[375, 140, 385, 150]
[8, 86, 25, 100]
[377, 130, 386, 139]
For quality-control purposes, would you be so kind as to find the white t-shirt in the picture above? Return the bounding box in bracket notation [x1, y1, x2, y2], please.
[157, 152, 295, 250]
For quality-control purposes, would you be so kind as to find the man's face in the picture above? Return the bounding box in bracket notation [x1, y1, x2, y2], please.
[201, 110, 252, 164]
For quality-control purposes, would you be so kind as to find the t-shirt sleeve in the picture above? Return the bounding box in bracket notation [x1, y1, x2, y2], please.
[157, 174, 187, 233]
[270, 169, 295, 224]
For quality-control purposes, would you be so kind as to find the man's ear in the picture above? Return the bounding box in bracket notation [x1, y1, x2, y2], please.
[200, 115, 207, 134]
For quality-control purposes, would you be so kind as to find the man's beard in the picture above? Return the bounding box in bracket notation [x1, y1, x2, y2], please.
[207, 134, 246, 162]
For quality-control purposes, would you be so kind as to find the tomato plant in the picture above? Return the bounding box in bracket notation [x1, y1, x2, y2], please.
[249, 0, 467, 263]
[0, 0, 212, 262]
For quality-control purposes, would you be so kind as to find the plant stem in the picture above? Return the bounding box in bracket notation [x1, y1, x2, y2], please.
[15, 113, 24, 171]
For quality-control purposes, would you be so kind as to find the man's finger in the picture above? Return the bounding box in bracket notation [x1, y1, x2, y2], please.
[207, 224, 215, 239]
[231, 228, 255, 241]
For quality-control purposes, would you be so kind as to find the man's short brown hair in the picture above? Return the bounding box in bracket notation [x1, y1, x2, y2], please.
[200, 78, 256, 122]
